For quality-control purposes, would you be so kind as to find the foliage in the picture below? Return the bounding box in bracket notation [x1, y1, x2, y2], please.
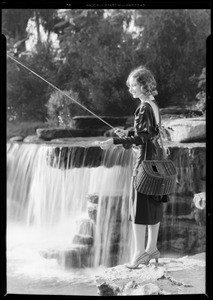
[2, 8, 62, 42]
[7, 42, 58, 122]
[189, 68, 206, 115]
[133, 9, 210, 107]
[2, 9, 33, 39]
[4, 8, 211, 122]
[56, 9, 143, 116]
[45, 89, 80, 127]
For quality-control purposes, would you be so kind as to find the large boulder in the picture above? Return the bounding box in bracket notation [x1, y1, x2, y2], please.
[130, 283, 162, 295]
[9, 136, 24, 142]
[162, 117, 205, 142]
[40, 244, 93, 268]
[193, 192, 206, 210]
[97, 282, 121, 296]
[72, 234, 94, 246]
[86, 194, 99, 204]
[58, 245, 93, 268]
[36, 128, 106, 140]
[76, 218, 95, 237]
[23, 135, 45, 143]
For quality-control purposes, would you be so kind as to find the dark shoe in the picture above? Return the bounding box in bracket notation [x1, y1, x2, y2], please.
[125, 252, 149, 269]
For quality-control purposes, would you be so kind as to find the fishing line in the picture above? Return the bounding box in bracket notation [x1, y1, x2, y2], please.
[7, 54, 115, 130]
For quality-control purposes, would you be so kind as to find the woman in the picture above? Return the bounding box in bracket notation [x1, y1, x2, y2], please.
[98, 65, 167, 269]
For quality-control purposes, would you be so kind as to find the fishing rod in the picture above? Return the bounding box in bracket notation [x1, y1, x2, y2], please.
[7, 54, 115, 130]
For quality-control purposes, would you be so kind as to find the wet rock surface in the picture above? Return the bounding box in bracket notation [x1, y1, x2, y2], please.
[95, 252, 205, 295]
[23, 135, 45, 143]
[39, 194, 99, 269]
[72, 234, 94, 246]
[76, 218, 95, 237]
[37, 128, 107, 140]
[9, 135, 24, 142]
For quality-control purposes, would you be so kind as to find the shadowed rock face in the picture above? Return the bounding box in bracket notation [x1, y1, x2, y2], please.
[45, 144, 133, 168]
[46, 146, 103, 168]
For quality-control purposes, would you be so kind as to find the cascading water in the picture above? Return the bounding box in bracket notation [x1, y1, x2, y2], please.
[7, 141, 136, 293]
[6, 139, 206, 294]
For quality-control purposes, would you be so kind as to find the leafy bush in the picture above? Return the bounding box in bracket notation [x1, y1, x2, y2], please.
[195, 68, 206, 115]
[45, 89, 79, 127]
[189, 67, 206, 116]
[5, 9, 210, 120]
[7, 43, 58, 122]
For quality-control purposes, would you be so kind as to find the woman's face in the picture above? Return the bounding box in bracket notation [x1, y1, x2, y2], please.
[128, 77, 144, 99]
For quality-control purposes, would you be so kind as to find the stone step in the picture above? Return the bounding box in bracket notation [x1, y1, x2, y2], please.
[40, 244, 94, 269]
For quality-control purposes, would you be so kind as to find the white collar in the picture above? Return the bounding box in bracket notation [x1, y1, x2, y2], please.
[148, 95, 155, 101]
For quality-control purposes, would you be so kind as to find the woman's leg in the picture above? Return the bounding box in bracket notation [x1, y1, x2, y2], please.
[132, 223, 146, 259]
[146, 222, 160, 254]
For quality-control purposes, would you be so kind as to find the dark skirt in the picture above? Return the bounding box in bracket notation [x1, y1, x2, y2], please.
[128, 176, 164, 225]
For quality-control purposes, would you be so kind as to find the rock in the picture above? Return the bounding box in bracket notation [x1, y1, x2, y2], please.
[39, 249, 59, 259]
[97, 282, 121, 296]
[9, 136, 24, 142]
[44, 142, 135, 169]
[23, 135, 45, 143]
[163, 196, 193, 216]
[168, 145, 206, 196]
[122, 280, 138, 294]
[72, 234, 93, 246]
[193, 192, 206, 210]
[86, 194, 99, 204]
[95, 253, 205, 295]
[40, 244, 94, 269]
[130, 283, 161, 295]
[193, 208, 206, 225]
[58, 245, 93, 268]
[72, 116, 128, 130]
[37, 128, 106, 140]
[158, 219, 206, 253]
[46, 146, 103, 168]
[88, 205, 98, 222]
[87, 194, 99, 223]
[76, 218, 95, 236]
[159, 106, 203, 116]
[162, 117, 205, 142]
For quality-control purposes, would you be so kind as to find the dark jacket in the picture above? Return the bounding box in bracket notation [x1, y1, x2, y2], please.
[113, 100, 164, 172]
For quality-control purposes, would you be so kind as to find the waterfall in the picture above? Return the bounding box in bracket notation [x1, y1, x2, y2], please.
[7, 141, 206, 272]
[7, 142, 135, 269]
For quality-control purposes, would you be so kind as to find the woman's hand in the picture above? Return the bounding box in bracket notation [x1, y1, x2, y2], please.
[98, 138, 114, 150]
[114, 128, 127, 138]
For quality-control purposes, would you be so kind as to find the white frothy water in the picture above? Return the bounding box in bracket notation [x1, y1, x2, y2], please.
[7, 142, 136, 289]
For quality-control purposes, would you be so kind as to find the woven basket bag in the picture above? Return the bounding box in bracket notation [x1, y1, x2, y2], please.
[134, 100, 177, 196]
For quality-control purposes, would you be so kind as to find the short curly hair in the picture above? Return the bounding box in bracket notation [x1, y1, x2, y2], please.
[126, 66, 158, 96]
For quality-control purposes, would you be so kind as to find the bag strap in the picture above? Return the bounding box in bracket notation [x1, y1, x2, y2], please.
[144, 100, 168, 159]
[145, 100, 161, 126]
